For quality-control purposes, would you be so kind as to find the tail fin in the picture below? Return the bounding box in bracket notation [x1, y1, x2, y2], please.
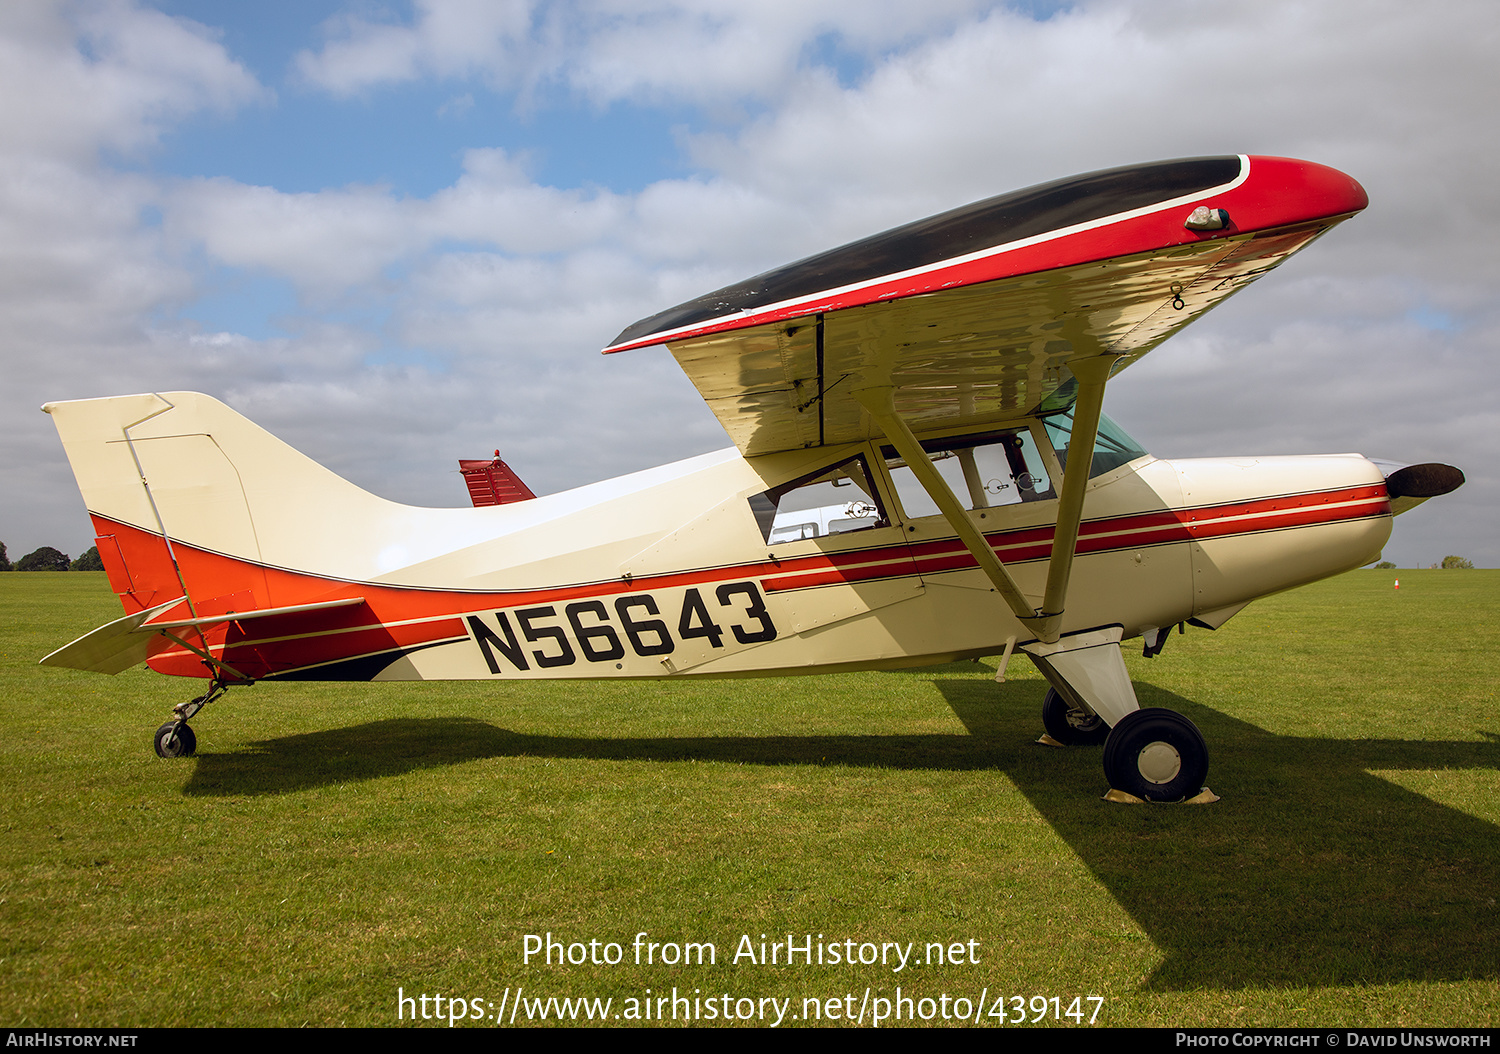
[43, 392, 411, 616]
[460, 452, 537, 507]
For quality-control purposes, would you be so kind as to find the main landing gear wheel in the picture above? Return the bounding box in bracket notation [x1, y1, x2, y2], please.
[1102, 708, 1207, 802]
[1041, 688, 1109, 745]
[153, 721, 197, 759]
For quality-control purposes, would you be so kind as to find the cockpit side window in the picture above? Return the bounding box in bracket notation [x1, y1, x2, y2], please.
[1042, 410, 1149, 479]
[750, 455, 891, 546]
[880, 429, 1057, 519]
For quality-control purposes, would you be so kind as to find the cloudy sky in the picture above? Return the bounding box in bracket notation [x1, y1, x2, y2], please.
[3, 0, 1494, 569]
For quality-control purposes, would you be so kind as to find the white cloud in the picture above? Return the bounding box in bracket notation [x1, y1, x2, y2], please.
[426, 148, 627, 253]
[165, 178, 416, 293]
[295, 0, 536, 95]
[0, 0, 263, 160]
[160, 148, 630, 301]
[296, 0, 1002, 105]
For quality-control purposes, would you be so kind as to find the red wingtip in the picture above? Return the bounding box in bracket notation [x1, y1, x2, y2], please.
[1245, 155, 1369, 219]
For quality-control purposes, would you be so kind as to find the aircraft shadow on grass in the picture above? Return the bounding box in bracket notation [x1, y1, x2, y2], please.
[937, 677, 1500, 992]
[182, 668, 1499, 992]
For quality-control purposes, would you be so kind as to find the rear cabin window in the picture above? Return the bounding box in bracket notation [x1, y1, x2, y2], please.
[882, 429, 1056, 520]
[749, 455, 891, 545]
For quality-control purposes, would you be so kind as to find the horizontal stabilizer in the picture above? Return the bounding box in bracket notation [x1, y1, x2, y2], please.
[40, 597, 367, 675]
[39, 597, 186, 675]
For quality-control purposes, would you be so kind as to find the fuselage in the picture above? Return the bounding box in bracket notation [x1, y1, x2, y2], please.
[59, 394, 1388, 683]
[397, 440, 1390, 682]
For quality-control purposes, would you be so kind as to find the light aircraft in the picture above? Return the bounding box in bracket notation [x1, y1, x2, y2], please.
[40, 154, 1463, 801]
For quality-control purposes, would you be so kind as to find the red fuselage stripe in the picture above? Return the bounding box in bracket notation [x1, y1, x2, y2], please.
[96, 483, 1388, 675]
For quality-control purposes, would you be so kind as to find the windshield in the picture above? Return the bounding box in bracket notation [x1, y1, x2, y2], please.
[1042, 410, 1149, 478]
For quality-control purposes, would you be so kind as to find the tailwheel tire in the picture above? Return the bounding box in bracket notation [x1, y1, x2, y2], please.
[1041, 688, 1109, 745]
[1102, 708, 1207, 802]
[153, 721, 197, 759]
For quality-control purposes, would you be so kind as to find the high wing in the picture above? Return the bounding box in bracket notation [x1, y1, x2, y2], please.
[603, 155, 1367, 455]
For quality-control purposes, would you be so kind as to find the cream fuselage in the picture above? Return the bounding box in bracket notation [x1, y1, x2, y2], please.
[43, 392, 1391, 684]
[394, 446, 1389, 682]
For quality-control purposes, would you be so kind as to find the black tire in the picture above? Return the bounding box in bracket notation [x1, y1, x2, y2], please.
[1102, 708, 1207, 801]
[153, 721, 197, 759]
[1041, 688, 1109, 745]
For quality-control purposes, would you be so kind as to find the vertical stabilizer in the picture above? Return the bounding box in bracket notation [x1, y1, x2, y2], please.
[459, 452, 537, 507]
[43, 392, 405, 614]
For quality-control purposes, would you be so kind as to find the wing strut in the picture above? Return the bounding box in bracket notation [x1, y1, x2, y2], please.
[855, 353, 1119, 645]
[1034, 354, 1119, 643]
[854, 385, 1048, 638]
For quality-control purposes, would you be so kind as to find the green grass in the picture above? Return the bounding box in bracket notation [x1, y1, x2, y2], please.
[1, 570, 1496, 1027]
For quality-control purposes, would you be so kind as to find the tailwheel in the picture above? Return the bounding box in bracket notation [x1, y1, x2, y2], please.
[1041, 687, 1109, 745]
[153, 721, 197, 759]
[150, 676, 241, 758]
[1102, 707, 1208, 802]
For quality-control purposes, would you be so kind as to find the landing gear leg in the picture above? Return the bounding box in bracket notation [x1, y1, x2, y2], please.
[1022, 626, 1212, 799]
[1021, 626, 1141, 729]
[150, 676, 238, 759]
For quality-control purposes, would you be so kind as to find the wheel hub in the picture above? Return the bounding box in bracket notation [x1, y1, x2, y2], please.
[1137, 741, 1182, 784]
[1067, 709, 1101, 732]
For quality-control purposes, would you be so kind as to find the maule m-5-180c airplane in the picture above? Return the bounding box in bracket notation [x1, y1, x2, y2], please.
[41, 155, 1462, 801]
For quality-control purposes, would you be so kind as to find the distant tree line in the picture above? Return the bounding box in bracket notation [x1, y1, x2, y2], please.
[0, 543, 104, 572]
[1370, 556, 1476, 570]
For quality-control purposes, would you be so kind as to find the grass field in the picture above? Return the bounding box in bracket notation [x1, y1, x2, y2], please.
[2, 570, 1496, 1027]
